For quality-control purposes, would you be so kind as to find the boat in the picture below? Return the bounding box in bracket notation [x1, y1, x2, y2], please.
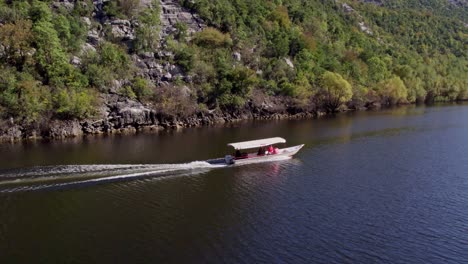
[207, 137, 304, 165]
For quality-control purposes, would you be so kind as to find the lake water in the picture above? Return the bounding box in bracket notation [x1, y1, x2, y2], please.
[1, 104, 468, 263]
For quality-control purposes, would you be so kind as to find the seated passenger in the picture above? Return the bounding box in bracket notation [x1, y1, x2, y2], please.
[257, 147, 265, 156]
[267, 145, 274, 155]
[273, 147, 279, 154]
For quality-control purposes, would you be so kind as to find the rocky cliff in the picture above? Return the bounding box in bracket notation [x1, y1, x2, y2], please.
[0, 0, 314, 142]
[0, 0, 465, 142]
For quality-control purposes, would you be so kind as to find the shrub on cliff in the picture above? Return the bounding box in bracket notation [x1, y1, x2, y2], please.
[152, 85, 198, 118]
[104, 0, 140, 19]
[133, 0, 160, 53]
[98, 42, 132, 78]
[318, 71, 353, 112]
[379, 77, 408, 105]
[32, 10, 88, 91]
[405, 76, 426, 103]
[0, 19, 33, 69]
[132, 77, 153, 101]
[173, 43, 195, 72]
[53, 88, 97, 119]
[193, 28, 232, 48]
[0, 69, 51, 122]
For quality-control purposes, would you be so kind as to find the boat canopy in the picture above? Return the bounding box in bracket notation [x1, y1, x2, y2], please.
[228, 137, 286, 150]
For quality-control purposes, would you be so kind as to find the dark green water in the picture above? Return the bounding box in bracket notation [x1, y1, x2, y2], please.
[1, 104, 468, 263]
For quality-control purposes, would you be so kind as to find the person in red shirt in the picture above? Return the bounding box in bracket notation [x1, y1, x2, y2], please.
[267, 145, 274, 154]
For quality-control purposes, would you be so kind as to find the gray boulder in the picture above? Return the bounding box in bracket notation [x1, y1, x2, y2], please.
[48, 120, 83, 139]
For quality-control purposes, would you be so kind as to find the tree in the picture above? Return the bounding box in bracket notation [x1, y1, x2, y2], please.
[104, 0, 140, 18]
[16, 79, 50, 122]
[29, 0, 52, 22]
[229, 66, 258, 96]
[405, 76, 426, 103]
[133, 0, 159, 52]
[33, 20, 71, 87]
[118, 0, 140, 18]
[53, 89, 96, 119]
[379, 77, 408, 105]
[193, 27, 232, 48]
[367, 56, 389, 83]
[0, 19, 33, 68]
[132, 77, 153, 101]
[319, 71, 353, 112]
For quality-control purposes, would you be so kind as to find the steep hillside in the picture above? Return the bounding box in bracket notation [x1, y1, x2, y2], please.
[0, 0, 466, 140]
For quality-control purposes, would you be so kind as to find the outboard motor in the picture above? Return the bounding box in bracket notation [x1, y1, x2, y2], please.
[225, 155, 235, 165]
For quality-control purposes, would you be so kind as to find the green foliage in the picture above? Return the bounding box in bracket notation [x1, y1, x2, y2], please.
[291, 72, 314, 100]
[174, 22, 189, 41]
[367, 57, 390, 83]
[53, 14, 71, 44]
[103, 1, 119, 17]
[182, 0, 466, 108]
[99, 42, 130, 76]
[118, 85, 137, 99]
[404, 76, 426, 103]
[33, 19, 87, 89]
[53, 88, 96, 119]
[104, 0, 140, 18]
[83, 42, 132, 92]
[0, 69, 51, 121]
[218, 93, 245, 109]
[73, 0, 94, 17]
[85, 63, 112, 91]
[81, 41, 132, 94]
[0, 0, 466, 124]
[319, 71, 353, 112]
[53, 14, 87, 52]
[29, 0, 52, 22]
[379, 77, 408, 105]
[0, 67, 21, 117]
[0, 19, 34, 68]
[132, 77, 153, 100]
[133, 0, 160, 52]
[193, 28, 233, 48]
[173, 43, 195, 72]
[33, 20, 65, 81]
[134, 25, 159, 53]
[16, 79, 50, 122]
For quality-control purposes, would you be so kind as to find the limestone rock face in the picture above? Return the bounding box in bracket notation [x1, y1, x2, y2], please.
[159, 0, 205, 39]
[284, 58, 294, 68]
[52, 0, 75, 11]
[0, 125, 22, 141]
[48, 120, 83, 139]
[70, 56, 82, 67]
[105, 95, 157, 129]
[87, 29, 101, 45]
[114, 98, 152, 124]
[110, 19, 136, 40]
[233, 52, 242, 61]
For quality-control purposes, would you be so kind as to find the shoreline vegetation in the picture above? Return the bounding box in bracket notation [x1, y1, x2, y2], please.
[0, 0, 466, 142]
[1, 101, 467, 143]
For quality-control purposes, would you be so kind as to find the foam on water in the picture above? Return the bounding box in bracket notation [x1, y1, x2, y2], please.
[0, 156, 293, 193]
[0, 161, 226, 193]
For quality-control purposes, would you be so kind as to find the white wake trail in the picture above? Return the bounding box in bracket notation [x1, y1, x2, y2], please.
[0, 156, 292, 193]
[0, 161, 226, 191]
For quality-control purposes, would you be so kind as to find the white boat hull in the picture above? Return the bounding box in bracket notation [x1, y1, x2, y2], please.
[207, 144, 304, 166]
